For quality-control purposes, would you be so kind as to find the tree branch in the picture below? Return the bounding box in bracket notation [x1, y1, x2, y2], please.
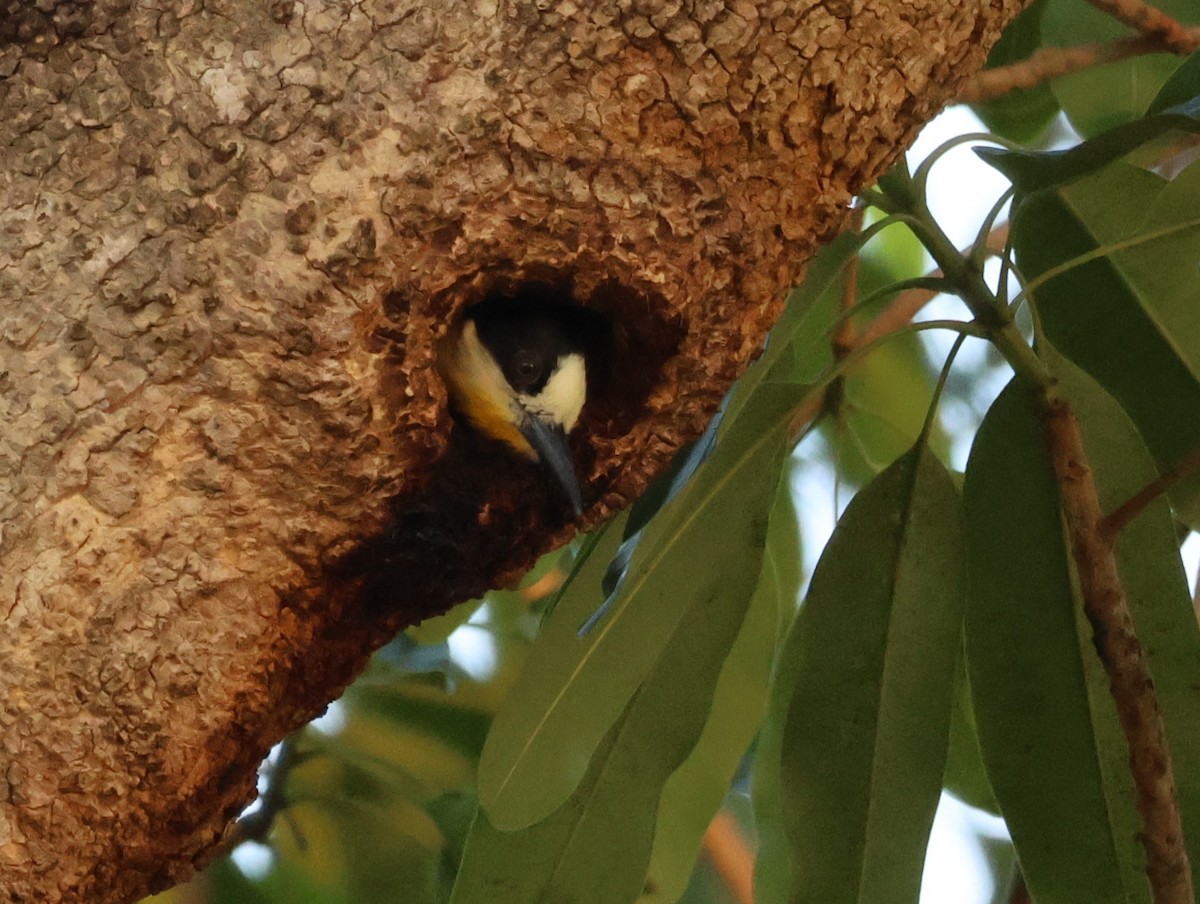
[1101, 444, 1200, 542]
[1040, 394, 1193, 904]
[1085, 0, 1200, 53]
[0, 0, 1042, 894]
[957, 31, 1200, 104]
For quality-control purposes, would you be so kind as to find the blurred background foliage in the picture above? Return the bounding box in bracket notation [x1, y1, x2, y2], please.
[148, 3, 1200, 902]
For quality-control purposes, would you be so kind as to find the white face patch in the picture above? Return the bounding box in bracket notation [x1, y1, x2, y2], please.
[519, 352, 586, 432]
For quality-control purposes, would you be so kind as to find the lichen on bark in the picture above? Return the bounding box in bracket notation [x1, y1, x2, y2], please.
[0, 0, 1023, 899]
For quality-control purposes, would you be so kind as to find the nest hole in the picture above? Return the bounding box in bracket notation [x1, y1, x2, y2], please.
[448, 272, 685, 486]
[334, 269, 683, 623]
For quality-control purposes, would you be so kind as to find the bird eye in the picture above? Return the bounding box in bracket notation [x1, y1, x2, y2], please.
[513, 350, 541, 385]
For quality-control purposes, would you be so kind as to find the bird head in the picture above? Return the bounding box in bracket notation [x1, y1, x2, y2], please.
[439, 291, 604, 516]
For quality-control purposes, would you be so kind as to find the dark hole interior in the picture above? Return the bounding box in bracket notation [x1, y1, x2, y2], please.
[443, 272, 684, 460]
[334, 271, 683, 620]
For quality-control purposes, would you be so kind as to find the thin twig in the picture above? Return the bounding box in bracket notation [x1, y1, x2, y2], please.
[958, 33, 1200, 104]
[1085, 0, 1200, 53]
[702, 810, 754, 904]
[1102, 444, 1200, 542]
[1041, 393, 1193, 904]
[858, 225, 1011, 349]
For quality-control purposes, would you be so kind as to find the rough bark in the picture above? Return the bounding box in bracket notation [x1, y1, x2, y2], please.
[0, 0, 1022, 900]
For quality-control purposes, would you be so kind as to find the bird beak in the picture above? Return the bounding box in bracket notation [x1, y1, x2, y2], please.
[519, 416, 584, 517]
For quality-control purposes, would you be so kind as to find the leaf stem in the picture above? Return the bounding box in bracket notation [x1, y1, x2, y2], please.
[920, 332, 968, 446]
[873, 182, 1055, 391]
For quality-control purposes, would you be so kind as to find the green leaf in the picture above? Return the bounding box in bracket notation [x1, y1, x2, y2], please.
[252, 855, 345, 904]
[753, 592, 810, 904]
[639, 476, 799, 904]
[964, 376, 1143, 904]
[751, 475, 810, 904]
[779, 442, 966, 904]
[1147, 51, 1200, 115]
[976, 95, 1200, 194]
[1013, 160, 1200, 525]
[941, 654, 999, 816]
[477, 387, 798, 829]
[963, 356, 1200, 902]
[267, 800, 354, 899]
[406, 598, 480, 646]
[208, 859, 273, 904]
[857, 214, 930, 290]
[620, 440, 708, 540]
[970, 0, 1060, 144]
[345, 681, 493, 766]
[826, 332, 936, 482]
[817, 229, 942, 484]
[450, 518, 778, 904]
[544, 513, 628, 613]
[145, 860, 273, 904]
[1042, 0, 1194, 137]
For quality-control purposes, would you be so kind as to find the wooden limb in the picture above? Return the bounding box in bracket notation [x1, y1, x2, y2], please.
[1101, 445, 1200, 542]
[1040, 394, 1193, 904]
[1085, 0, 1200, 53]
[958, 33, 1200, 103]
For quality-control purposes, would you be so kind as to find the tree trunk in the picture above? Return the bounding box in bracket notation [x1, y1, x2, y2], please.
[0, 0, 1023, 900]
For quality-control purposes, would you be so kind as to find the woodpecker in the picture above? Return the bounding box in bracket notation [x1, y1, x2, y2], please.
[438, 288, 607, 517]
